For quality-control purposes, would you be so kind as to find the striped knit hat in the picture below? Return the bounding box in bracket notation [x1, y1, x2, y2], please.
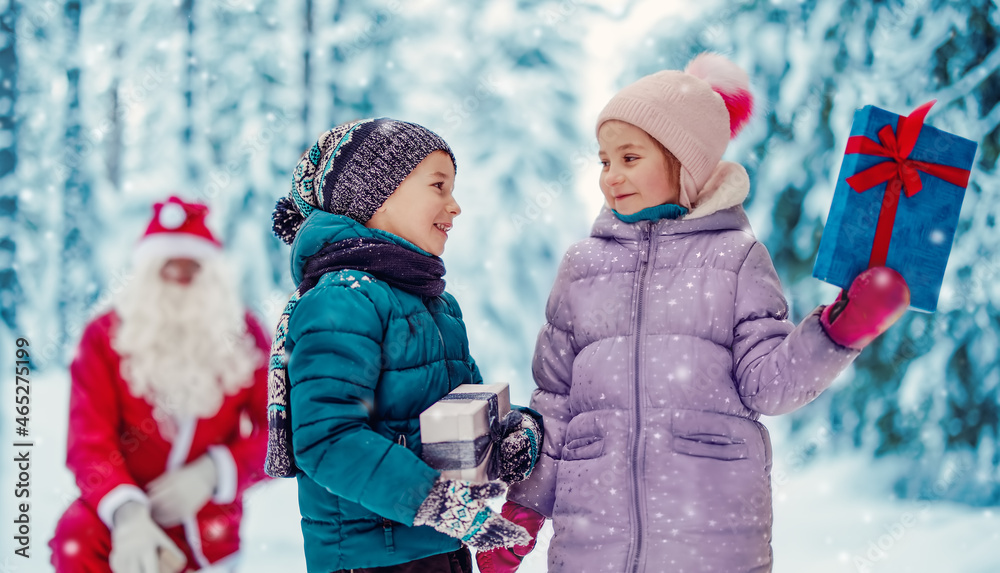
[596, 53, 754, 210]
[272, 118, 455, 244]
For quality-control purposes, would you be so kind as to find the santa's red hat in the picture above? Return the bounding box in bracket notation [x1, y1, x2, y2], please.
[133, 196, 222, 262]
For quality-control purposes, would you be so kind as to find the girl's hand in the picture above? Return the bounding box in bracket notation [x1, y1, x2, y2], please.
[820, 266, 910, 350]
[475, 501, 546, 573]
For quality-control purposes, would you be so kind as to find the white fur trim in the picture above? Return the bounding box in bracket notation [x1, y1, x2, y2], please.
[132, 234, 221, 265]
[97, 484, 150, 529]
[166, 415, 197, 471]
[183, 515, 212, 569]
[686, 161, 751, 220]
[167, 415, 212, 569]
[207, 445, 238, 505]
[167, 417, 217, 569]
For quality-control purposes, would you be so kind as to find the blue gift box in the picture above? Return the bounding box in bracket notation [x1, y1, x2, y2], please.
[813, 103, 977, 313]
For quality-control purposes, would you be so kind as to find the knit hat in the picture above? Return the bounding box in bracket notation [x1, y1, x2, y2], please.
[272, 118, 456, 245]
[596, 52, 753, 210]
[133, 195, 222, 262]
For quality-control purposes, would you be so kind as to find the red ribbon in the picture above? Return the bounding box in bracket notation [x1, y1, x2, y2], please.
[845, 99, 971, 268]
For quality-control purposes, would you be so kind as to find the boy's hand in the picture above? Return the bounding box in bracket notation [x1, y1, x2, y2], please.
[475, 501, 546, 573]
[497, 410, 542, 485]
[820, 266, 910, 350]
[413, 477, 530, 551]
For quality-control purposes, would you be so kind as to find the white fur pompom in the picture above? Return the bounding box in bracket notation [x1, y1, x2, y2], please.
[685, 52, 753, 137]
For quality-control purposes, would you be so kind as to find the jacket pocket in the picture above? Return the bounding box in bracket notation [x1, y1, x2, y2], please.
[561, 435, 604, 461]
[672, 434, 748, 461]
[671, 409, 750, 461]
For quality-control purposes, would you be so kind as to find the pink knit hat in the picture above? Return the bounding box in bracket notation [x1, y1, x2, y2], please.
[596, 53, 753, 209]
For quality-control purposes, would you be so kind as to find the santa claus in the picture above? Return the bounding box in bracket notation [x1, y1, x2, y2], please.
[49, 196, 271, 572]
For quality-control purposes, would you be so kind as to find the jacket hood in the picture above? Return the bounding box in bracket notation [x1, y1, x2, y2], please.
[592, 160, 754, 240]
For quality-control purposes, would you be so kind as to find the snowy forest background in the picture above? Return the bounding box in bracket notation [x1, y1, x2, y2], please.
[1, 0, 998, 570]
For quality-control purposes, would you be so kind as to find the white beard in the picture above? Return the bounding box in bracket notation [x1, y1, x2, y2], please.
[112, 256, 262, 429]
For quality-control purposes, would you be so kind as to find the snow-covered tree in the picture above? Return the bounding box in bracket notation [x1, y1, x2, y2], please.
[60, 0, 103, 361]
[7, 0, 998, 506]
[0, 0, 21, 332]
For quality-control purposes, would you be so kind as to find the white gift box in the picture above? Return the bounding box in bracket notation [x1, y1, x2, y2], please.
[419, 383, 511, 482]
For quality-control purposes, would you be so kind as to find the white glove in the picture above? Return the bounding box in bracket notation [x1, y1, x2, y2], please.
[109, 501, 187, 573]
[147, 455, 217, 527]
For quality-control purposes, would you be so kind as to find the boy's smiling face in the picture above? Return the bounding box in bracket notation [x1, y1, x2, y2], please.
[598, 120, 681, 216]
[365, 150, 459, 256]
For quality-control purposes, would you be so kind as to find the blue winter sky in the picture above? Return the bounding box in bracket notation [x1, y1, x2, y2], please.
[2, 0, 999, 571]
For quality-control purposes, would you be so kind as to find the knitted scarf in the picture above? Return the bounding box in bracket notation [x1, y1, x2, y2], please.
[265, 236, 446, 477]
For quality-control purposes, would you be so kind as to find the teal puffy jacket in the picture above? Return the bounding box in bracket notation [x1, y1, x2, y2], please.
[285, 211, 483, 572]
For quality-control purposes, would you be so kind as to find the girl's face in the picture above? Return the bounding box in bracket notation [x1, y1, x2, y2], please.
[365, 150, 460, 256]
[598, 120, 681, 216]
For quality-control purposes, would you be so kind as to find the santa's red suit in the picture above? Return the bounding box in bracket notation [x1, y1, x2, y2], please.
[49, 196, 271, 572]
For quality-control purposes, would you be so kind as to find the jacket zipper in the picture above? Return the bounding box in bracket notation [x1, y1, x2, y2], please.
[383, 433, 408, 554]
[630, 223, 654, 573]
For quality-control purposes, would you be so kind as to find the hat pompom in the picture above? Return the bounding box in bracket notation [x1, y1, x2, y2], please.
[272, 196, 306, 245]
[684, 53, 753, 138]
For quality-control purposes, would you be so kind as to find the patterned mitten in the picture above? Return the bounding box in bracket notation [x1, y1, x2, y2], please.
[413, 476, 531, 551]
[820, 266, 910, 350]
[497, 410, 542, 484]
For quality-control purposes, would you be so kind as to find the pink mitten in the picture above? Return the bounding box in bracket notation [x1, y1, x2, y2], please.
[820, 266, 910, 350]
[476, 501, 546, 573]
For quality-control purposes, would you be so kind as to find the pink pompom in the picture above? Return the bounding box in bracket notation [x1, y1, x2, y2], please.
[685, 52, 754, 138]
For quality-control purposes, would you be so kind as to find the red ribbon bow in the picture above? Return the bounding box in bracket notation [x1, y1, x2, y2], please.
[845, 99, 971, 268]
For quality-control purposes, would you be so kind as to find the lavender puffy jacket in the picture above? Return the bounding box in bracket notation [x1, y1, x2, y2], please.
[507, 162, 860, 573]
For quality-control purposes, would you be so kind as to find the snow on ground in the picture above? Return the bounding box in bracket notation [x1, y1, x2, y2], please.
[3, 373, 997, 572]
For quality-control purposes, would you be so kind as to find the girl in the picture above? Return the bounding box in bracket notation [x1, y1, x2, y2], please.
[267, 118, 539, 573]
[477, 54, 910, 573]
